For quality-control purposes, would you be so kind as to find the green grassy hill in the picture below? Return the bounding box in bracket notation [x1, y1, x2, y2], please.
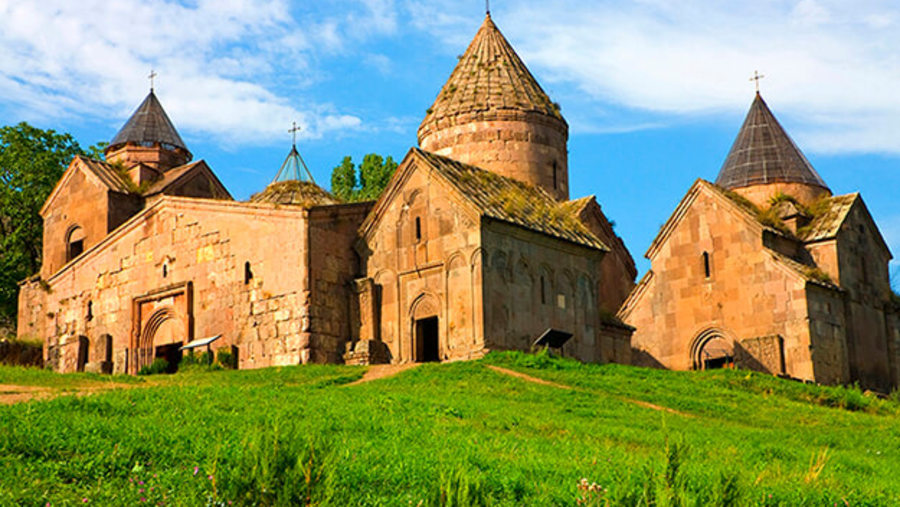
[1, 352, 898, 505]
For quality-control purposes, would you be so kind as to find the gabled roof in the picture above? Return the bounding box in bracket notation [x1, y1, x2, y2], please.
[365, 148, 607, 251]
[40, 156, 133, 216]
[715, 93, 828, 191]
[143, 160, 231, 199]
[109, 91, 190, 156]
[418, 13, 563, 139]
[797, 193, 857, 242]
[645, 179, 840, 289]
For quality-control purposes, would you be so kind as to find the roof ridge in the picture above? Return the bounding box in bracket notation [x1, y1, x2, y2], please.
[413, 148, 607, 251]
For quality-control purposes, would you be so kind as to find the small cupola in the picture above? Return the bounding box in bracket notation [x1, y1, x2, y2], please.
[250, 124, 338, 207]
[105, 85, 192, 180]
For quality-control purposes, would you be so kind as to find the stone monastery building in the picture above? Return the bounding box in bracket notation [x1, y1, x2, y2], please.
[17, 14, 899, 391]
[17, 14, 636, 375]
[619, 93, 900, 392]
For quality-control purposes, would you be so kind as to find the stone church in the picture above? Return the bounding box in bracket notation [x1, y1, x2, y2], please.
[17, 13, 636, 374]
[619, 92, 900, 392]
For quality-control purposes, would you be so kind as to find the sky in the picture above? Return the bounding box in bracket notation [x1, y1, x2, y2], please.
[1, 0, 898, 281]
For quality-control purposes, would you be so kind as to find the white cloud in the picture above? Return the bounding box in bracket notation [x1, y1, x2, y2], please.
[404, 0, 900, 154]
[0, 0, 364, 145]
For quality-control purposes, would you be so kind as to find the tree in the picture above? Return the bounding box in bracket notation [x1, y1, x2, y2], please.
[330, 153, 398, 202]
[0, 123, 89, 330]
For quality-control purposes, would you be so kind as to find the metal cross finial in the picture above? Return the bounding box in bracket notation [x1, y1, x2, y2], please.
[486, 0, 490, 15]
[288, 121, 302, 146]
[148, 69, 158, 91]
[750, 70, 765, 93]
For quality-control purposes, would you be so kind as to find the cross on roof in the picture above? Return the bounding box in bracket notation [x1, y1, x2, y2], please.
[288, 121, 302, 146]
[148, 69, 158, 91]
[486, 0, 490, 14]
[750, 70, 765, 93]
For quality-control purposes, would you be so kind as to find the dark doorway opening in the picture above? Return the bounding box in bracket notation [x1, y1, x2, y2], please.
[76, 336, 89, 372]
[415, 317, 440, 362]
[155, 343, 183, 373]
[703, 355, 734, 370]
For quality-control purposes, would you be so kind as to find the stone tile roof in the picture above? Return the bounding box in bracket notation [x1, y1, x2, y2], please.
[249, 181, 338, 208]
[415, 149, 608, 251]
[75, 156, 133, 193]
[797, 193, 858, 242]
[109, 91, 189, 154]
[715, 93, 828, 191]
[418, 14, 562, 137]
[144, 161, 204, 195]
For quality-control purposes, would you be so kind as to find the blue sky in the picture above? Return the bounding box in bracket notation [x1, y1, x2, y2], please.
[1, 0, 898, 281]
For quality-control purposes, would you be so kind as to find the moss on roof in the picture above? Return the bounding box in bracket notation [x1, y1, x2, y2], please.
[249, 181, 339, 208]
[414, 149, 607, 252]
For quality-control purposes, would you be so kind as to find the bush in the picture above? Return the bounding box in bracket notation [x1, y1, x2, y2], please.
[138, 358, 169, 376]
[216, 348, 236, 369]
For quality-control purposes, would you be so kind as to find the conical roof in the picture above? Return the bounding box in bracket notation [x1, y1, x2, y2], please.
[272, 145, 315, 184]
[109, 91, 189, 154]
[716, 93, 828, 191]
[418, 13, 563, 140]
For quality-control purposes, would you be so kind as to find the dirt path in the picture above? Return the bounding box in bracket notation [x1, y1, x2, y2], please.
[0, 382, 138, 405]
[347, 363, 419, 386]
[486, 365, 693, 417]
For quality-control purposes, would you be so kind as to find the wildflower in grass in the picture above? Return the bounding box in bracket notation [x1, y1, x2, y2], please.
[193, 466, 199, 476]
[208, 475, 214, 481]
[82, 499, 88, 503]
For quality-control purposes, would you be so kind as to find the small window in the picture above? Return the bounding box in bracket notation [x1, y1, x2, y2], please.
[66, 226, 85, 262]
[540, 276, 547, 304]
[244, 262, 253, 285]
[86, 301, 93, 321]
[162, 264, 168, 278]
[415, 217, 422, 242]
[552, 161, 558, 190]
[702, 252, 711, 278]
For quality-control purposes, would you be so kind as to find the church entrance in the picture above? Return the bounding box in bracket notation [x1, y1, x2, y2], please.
[415, 317, 440, 362]
[697, 335, 734, 370]
[154, 343, 182, 373]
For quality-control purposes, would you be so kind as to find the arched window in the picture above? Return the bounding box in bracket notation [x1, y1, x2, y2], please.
[702, 251, 711, 279]
[415, 217, 422, 242]
[66, 226, 85, 262]
[540, 276, 547, 304]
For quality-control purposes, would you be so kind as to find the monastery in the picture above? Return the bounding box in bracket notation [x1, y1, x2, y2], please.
[619, 93, 900, 392]
[16, 13, 899, 391]
[17, 13, 635, 375]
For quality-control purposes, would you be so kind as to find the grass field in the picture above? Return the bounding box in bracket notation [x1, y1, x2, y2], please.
[1, 352, 898, 505]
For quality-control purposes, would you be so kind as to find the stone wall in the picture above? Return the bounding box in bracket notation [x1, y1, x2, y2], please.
[41, 163, 116, 278]
[834, 201, 895, 391]
[307, 203, 372, 363]
[420, 113, 570, 201]
[358, 161, 485, 363]
[481, 221, 609, 363]
[20, 196, 319, 373]
[622, 184, 816, 380]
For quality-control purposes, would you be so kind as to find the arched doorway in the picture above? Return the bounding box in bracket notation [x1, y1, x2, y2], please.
[138, 307, 183, 373]
[410, 293, 440, 363]
[691, 329, 735, 370]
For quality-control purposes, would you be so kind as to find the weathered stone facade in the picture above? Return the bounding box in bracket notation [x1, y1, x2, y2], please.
[620, 94, 900, 392]
[19, 13, 636, 374]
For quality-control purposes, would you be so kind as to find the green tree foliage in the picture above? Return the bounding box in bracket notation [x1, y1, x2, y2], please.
[330, 153, 398, 202]
[0, 123, 91, 329]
